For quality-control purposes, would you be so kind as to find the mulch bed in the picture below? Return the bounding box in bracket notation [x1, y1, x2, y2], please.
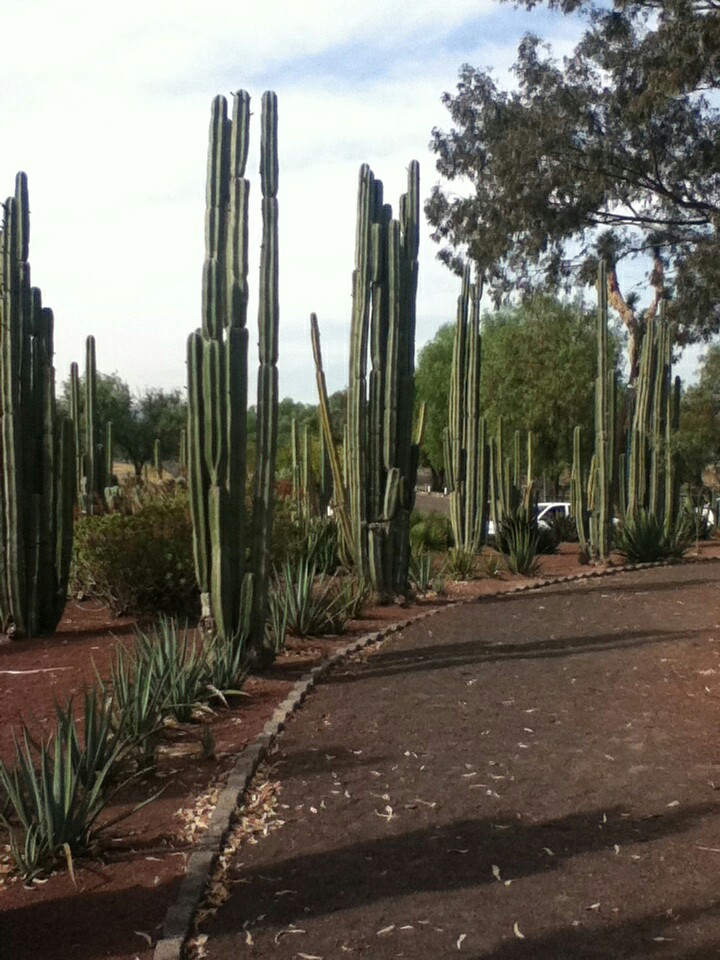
[2, 541, 720, 960]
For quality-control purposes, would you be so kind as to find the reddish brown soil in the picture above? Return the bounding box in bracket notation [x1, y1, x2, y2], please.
[1, 541, 719, 960]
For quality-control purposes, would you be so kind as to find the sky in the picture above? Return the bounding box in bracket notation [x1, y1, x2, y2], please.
[0, 0, 707, 403]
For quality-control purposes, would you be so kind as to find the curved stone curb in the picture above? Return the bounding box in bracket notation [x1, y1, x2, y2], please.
[152, 550, 720, 960]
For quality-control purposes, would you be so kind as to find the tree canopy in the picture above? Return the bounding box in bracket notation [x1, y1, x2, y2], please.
[426, 0, 720, 377]
[677, 344, 720, 489]
[415, 296, 618, 489]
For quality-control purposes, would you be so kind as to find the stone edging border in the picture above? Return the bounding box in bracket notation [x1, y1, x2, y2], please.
[152, 550, 720, 960]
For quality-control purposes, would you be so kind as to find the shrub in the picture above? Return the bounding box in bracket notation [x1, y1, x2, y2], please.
[446, 547, 476, 581]
[269, 556, 352, 637]
[546, 512, 578, 544]
[410, 510, 454, 552]
[615, 510, 692, 564]
[409, 549, 434, 592]
[496, 511, 541, 576]
[73, 492, 198, 618]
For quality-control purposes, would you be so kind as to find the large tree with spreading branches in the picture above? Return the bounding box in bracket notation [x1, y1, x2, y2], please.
[426, 0, 720, 379]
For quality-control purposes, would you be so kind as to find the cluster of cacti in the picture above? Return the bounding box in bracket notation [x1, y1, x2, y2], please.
[187, 90, 279, 645]
[626, 299, 680, 531]
[312, 161, 422, 596]
[69, 337, 110, 514]
[290, 418, 321, 524]
[0, 174, 76, 636]
[443, 265, 488, 551]
[572, 262, 680, 558]
[489, 419, 535, 529]
[572, 263, 619, 559]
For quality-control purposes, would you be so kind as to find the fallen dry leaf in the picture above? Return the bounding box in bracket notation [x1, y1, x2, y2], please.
[513, 921, 525, 939]
[457, 933, 467, 949]
[377, 924, 395, 936]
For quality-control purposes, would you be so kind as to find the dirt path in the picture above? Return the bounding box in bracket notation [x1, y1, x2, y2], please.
[200, 562, 720, 959]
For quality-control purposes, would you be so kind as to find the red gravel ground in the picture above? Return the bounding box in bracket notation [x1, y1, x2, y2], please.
[1, 541, 720, 960]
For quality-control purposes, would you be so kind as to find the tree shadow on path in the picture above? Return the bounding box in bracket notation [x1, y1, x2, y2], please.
[225, 801, 719, 929]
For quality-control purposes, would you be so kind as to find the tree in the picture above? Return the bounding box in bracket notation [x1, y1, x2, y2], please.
[677, 344, 720, 490]
[414, 297, 618, 491]
[415, 324, 455, 484]
[426, 0, 720, 378]
[61, 373, 187, 477]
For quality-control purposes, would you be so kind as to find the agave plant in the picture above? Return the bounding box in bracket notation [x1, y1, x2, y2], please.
[409, 549, 434, 593]
[133, 617, 210, 723]
[0, 718, 156, 881]
[103, 644, 167, 767]
[269, 556, 352, 637]
[446, 547, 476, 581]
[204, 578, 253, 698]
[615, 510, 692, 564]
[54, 687, 124, 790]
[497, 510, 541, 576]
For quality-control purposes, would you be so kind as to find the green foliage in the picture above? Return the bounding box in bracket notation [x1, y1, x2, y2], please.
[0, 712, 145, 881]
[479, 554, 502, 579]
[496, 511, 542, 575]
[677, 345, 720, 489]
[415, 298, 615, 487]
[415, 324, 455, 476]
[409, 550, 434, 593]
[446, 547, 476, 581]
[615, 510, 693, 563]
[545, 511, 578, 544]
[427, 6, 720, 354]
[133, 617, 210, 723]
[410, 510, 454, 552]
[61, 372, 186, 477]
[73, 491, 197, 618]
[482, 297, 616, 486]
[269, 557, 351, 637]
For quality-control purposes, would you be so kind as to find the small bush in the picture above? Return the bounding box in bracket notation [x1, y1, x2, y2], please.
[546, 512, 578, 544]
[269, 556, 351, 637]
[73, 492, 197, 618]
[410, 510, 454, 552]
[496, 511, 541, 576]
[409, 549, 434, 593]
[615, 510, 692, 564]
[447, 547, 476, 581]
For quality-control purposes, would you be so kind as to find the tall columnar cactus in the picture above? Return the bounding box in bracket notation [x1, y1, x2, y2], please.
[187, 90, 278, 646]
[443, 265, 488, 552]
[591, 261, 614, 560]
[105, 421, 114, 485]
[313, 161, 420, 596]
[0, 173, 76, 636]
[626, 298, 679, 528]
[84, 335, 101, 513]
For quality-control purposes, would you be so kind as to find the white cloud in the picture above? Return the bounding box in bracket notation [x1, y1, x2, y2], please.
[1, 0, 622, 405]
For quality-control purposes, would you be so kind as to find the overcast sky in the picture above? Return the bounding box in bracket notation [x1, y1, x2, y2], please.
[1, 0, 706, 403]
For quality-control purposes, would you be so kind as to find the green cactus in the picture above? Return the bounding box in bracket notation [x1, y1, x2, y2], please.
[625, 297, 679, 530]
[444, 265, 488, 552]
[0, 173, 76, 636]
[187, 90, 278, 648]
[313, 161, 420, 597]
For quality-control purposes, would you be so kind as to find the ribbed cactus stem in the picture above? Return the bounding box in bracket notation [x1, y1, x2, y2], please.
[249, 90, 280, 647]
[105, 422, 113, 485]
[318, 160, 420, 596]
[0, 173, 75, 636]
[85, 335, 97, 515]
[310, 313, 353, 558]
[594, 261, 611, 560]
[187, 90, 274, 647]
